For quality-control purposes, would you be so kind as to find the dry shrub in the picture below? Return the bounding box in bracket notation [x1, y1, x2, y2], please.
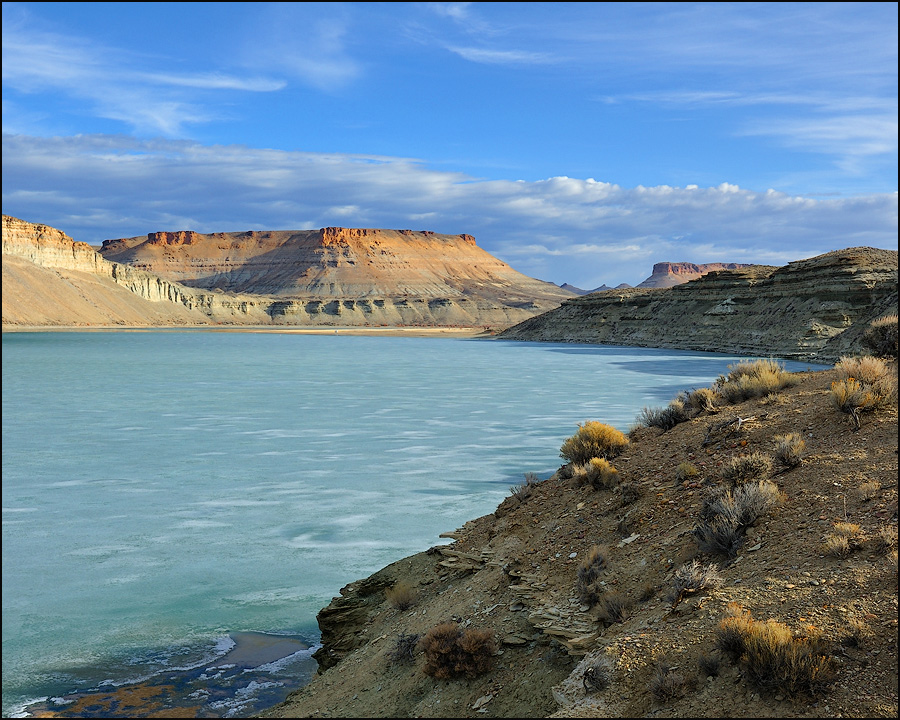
[840, 619, 871, 648]
[596, 591, 631, 624]
[723, 452, 773, 484]
[675, 461, 700, 483]
[387, 632, 420, 664]
[824, 534, 852, 558]
[862, 314, 898, 358]
[385, 581, 417, 610]
[667, 559, 723, 607]
[774, 433, 806, 468]
[716, 605, 835, 696]
[639, 582, 657, 602]
[509, 471, 541, 503]
[835, 355, 892, 384]
[831, 358, 898, 429]
[636, 398, 691, 431]
[717, 359, 797, 404]
[856, 480, 881, 501]
[694, 481, 782, 558]
[685, 386, 719, 413]
[420, 622, 496, 679]
[717, 602, 755, 659]
[582, 659, 613, 693]
[583, 457, 620, 490]
[560, 421, 629, 465]
[874, 526, 898, 554]
[649, 659, 692, 702]
[576, 545, 609, 606]
[619, 480, 642, 506]
[825, 522, 863, 557]
[698, 652, 722, 677]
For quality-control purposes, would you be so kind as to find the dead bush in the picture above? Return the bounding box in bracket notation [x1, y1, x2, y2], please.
[667, 560, 724, 607]
[619, 480, 642, 506]
[694, 481, 782, 558]
[576, 545, 609, 606]
[596, 591, 631, 624]
[636, 398, 692, 431]
[385, 581, 417, 610]
[649, 659, 693, 702]
[387, 632, 420, 664]
[420, 622, 496, 679]
[582, 659, 613, 693]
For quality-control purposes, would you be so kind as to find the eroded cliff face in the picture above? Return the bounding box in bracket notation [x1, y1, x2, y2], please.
[2, 217, 572, 328]
[98, 226, 571, 307]
[499, 248, 898, 363]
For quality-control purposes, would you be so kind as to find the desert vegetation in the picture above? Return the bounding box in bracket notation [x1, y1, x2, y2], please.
[830, 354, 898, 429]
[862, 313, 898, 358]
[716, 603, 836, 696]
[559, 421, 629, 465]
[419, 622, 497, 679]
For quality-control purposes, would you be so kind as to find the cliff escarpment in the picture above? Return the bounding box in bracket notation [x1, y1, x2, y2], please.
[498, 248, 898, 363]
[98, 226, 572, 307]
[2, 217, 573, 329]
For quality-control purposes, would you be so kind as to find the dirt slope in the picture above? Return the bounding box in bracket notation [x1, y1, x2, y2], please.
[263, 365, 898, 719]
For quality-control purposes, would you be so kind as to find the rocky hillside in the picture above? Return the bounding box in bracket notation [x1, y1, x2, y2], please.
[262, 362, 898, 719]
[498, 248, 898, 364]
[2, 217, 573, 328]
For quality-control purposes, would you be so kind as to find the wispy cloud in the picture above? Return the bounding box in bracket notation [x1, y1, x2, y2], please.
[1, 18, 284, 136]
[3, 134, 895, 288]
[446, 46, 556, 65]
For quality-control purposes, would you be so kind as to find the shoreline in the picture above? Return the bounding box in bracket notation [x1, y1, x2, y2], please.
[1, 324, 494, 338]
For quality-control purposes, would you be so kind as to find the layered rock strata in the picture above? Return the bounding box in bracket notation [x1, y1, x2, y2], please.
[3, 217, 572, 328]
[98, 226, 572, 307]
[499, 248, 898, 363]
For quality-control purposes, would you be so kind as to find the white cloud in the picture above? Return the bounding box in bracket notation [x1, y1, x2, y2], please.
[446, 46, 556, 65]
[3, 134, 895, 289]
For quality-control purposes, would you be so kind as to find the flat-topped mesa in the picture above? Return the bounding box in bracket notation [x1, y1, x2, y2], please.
[319, 227, 478, 246]
[146, 230, 200, 246]
[636, 261, 755, 288]
[97, 226, 569, 304]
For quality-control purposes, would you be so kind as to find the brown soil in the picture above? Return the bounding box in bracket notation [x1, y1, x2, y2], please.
[262, 366, 898, 719]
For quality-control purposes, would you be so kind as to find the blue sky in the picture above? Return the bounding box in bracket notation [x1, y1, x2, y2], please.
[2, 2, 897, 288]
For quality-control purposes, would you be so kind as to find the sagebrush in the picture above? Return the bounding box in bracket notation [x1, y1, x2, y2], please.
[419, 622, 496, 679]
[560, 421, 629, 464]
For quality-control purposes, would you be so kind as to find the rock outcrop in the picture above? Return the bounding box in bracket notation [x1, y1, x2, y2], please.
[635, 261, 754, 289]
[499, 248, 898, 363]
[2, 217, 573, 328]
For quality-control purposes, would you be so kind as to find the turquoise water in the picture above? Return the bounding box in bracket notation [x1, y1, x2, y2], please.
[1, 332, 825, 716]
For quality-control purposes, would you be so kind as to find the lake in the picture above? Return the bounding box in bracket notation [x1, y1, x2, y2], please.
[1, 331, 826, 717]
